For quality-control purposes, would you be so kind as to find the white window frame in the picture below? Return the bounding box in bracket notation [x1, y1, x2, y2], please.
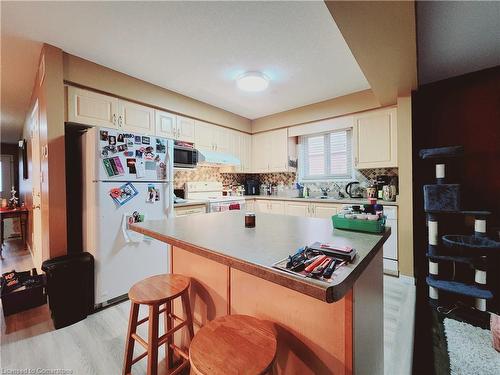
[299, 129, 353, 182]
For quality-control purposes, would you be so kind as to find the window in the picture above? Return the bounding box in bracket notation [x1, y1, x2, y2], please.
[300, 129, 353, 180]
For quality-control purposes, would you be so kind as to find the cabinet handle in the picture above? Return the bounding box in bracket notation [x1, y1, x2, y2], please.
[113, 114, 117, 125]
[354, 156, 358, 166]
[118, 115, 123, 127]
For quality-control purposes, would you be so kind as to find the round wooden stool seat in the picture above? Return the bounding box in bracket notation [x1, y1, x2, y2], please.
[189, 314, 277, 375]
[128, 274, 190, 305]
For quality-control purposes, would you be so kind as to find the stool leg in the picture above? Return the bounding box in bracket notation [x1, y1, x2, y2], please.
[147, 304, 160, 375]
[123, 302, 140, 375]
[181, 291, 195, 340]
[164, 301, 173, 369]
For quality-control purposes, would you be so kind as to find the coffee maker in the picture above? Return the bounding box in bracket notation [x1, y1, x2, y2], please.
[244, 179, 260, 196]
[376, 175, 390, 199]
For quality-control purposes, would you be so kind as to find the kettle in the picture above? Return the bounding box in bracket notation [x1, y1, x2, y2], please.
[345, 181, 363, 199]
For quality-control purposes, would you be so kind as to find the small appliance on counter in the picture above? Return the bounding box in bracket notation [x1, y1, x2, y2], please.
[345, 181, 363, 199]
[244, 179, 260, 196]
[376, 175, 391, 199]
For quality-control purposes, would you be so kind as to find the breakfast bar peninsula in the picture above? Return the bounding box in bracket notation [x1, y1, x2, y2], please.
[131, 211, 390, 375]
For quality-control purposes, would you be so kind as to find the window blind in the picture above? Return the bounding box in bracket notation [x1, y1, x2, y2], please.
[300, 129, 353, 180]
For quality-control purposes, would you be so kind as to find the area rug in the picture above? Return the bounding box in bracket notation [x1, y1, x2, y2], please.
[444, 318, 500, 375]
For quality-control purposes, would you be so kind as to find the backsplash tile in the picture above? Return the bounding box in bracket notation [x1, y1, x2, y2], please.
[174, 166, 398, 197]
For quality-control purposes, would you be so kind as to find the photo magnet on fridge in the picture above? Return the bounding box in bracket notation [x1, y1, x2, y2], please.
[134, 136, 142, 144]
[100, 130, 109, 141]
[147, 184, 160, 203]
[136, 160, 146, 178]
[124, 151, 134, 157]
[142, 136, 150, 145]
[145, 161, 156, 171]
[126, 139, 134, 147]
[109, 182, 139, 206]
[135, 150, 143, 158]
[156, 139, 166, 153]
[117, 144, 128, 152]
[123, 133, 134, 138]
[126, 158, 136, 174]
[157, 162, 167, 180]
[117, 133, 124, 142]
[108, 135, 116, 145]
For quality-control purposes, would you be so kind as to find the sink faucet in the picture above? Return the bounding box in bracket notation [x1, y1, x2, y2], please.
[320, 187, 330, 197]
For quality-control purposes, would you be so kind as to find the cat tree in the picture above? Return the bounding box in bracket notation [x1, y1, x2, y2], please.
[420, 146, 499, 312]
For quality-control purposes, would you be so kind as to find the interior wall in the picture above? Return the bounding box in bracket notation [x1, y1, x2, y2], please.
[63, 53, 252, 133]
[19, 44, 67, 265]
[412, 65, 500, 283]
[396, 96, 413, 277]
[251, 89, 380, 132]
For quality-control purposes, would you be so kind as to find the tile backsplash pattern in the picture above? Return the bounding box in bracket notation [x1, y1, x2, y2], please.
[174, 166, 398, 197]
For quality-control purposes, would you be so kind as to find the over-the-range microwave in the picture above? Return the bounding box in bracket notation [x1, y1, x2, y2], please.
[174, 144, 198, 168]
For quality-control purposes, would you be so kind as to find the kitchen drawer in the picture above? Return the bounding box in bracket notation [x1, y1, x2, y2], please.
[174, 205, 207, 217]
[383, 258, 399, 276]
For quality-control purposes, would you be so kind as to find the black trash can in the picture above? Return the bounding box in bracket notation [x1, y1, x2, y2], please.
[41, 252, 94, 329]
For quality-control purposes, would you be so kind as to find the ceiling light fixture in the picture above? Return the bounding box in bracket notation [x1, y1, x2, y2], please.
[236, 72, 269, 92]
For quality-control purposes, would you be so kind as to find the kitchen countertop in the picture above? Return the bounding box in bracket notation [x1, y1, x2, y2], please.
[130, 211, 390, 302]
[243, 195, 399, 206]
[173, 199, 208, 208]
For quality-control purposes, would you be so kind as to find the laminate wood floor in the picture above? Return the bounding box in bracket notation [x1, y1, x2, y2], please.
[1, 240, 416, 374]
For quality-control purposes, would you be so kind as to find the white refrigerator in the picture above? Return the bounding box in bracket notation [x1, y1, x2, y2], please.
[81, 127, 173, 308]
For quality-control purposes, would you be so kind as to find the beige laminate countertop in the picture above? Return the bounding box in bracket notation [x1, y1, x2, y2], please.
[244, 195, 399, 206]
[130, 211, 390, 303]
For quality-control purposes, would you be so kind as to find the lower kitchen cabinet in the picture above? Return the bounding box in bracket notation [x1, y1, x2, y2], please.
[174, 204, 207, 217]
[284, 201, 309, 217]
[255, 200, 285, 214]
[284, 201, 341, 218]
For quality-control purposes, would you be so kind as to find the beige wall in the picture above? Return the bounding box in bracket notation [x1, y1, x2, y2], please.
[20, 44, 67, 265]
[396, 96, 414, 277]
[63, 54, 252, 133]
[251, 89, 380, 133]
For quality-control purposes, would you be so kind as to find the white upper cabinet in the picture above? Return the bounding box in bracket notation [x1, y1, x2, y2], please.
[155, 110, 176, 139]
[252, 128, 295, 173]
[67, 86, 119, 128]
[194, 120, 215, 151]
[119, 100, 155, 135]
[176, 115, 195, 143]
[353, 107, 397, 169]
[156, 112, 195, 142]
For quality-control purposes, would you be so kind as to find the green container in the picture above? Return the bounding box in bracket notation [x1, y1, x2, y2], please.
[331, 214, 386, 233]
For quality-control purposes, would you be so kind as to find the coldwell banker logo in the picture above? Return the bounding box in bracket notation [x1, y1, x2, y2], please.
[1, 369, 73, 374]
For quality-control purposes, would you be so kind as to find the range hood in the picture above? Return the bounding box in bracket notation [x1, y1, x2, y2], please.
[197, 149, 241, 166]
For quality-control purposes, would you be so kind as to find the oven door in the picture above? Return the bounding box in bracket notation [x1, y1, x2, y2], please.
[174, 146, 198, 168]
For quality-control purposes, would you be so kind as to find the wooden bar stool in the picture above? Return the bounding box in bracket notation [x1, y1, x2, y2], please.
[123, 274, 195, 375]
[189, 315, 277, 375]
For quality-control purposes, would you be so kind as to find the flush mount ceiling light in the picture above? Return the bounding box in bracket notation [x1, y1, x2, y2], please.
[236, 72, 270, 92]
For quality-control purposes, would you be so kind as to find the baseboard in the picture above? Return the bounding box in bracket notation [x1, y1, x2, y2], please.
[399, 274, 416, 285]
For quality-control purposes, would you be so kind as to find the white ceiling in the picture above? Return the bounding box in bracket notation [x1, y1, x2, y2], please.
[417, 1, 500, 85]
[1, 1, 369, 142]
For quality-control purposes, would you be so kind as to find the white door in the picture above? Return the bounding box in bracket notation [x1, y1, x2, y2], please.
[155, 110, 176, 139]
[313, 203, 339, 219]
[176, 116, 195, 143]
[90, 181, 170, 305]
[67, 86, 119, 128]
[194, 120, 214, 151]
[119, 100, 155, 135]
[285, 202, 310, 217]
[30, 101, 43, 270]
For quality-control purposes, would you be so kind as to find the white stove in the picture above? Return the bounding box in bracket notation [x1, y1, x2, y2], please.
[185, 181, 246, 212]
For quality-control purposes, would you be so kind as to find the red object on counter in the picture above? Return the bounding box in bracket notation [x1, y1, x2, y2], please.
[304, 255, 328, 273]
[229, 203, 240, 210]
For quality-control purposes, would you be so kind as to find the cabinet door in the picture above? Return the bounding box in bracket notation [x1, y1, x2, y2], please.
[177, 115, 195, 143]
[268, 129, 288, 172]
[251, 133, 270, 173]
[119, 100, 155, 135]
[155, 110, 176, 138]
[269, 201, 285, 215]
[255, 200, 270, 213]
[285, 201, 310, 217]
[384, 218, 398, 260]
[312, 203, 338, 219]
[354, 108, 397, 169]
[242, 134, 252, 172]
[246, 200, 255, 212]
[195, 120, 214, 151]
[214, 126, 230, 153]
[67, 86, 119, 128]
